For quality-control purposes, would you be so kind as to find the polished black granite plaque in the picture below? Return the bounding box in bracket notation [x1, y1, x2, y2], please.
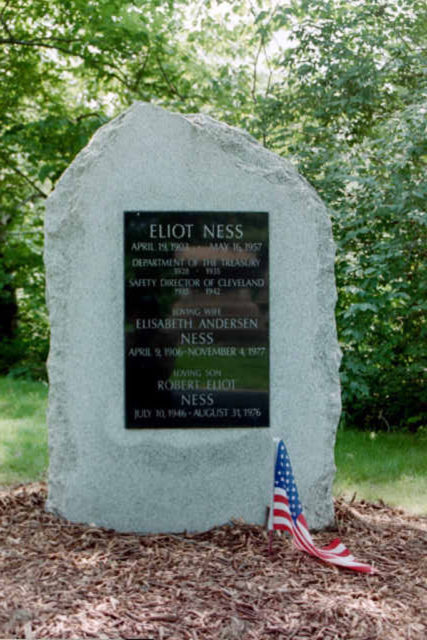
[124, 211, 269, 428]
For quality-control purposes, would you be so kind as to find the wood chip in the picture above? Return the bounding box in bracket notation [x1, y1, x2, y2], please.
[0, 484, 426, 639]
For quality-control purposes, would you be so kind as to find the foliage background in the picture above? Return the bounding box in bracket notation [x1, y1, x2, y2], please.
[0, 0, 425, 430]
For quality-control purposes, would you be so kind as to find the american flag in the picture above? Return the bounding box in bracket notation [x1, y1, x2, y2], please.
[269, 440, 375, 574]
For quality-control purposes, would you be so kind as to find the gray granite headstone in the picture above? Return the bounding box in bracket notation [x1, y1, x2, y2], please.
[44, 102, 341, 533]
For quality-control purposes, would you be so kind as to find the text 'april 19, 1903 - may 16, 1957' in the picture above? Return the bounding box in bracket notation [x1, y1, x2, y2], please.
[124, 211, 269, 428]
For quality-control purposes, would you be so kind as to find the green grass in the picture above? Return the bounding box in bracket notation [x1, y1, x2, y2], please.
[0, 376, 426, 516]
[334, 428, 427, 516]
[0, 376, 48, 486]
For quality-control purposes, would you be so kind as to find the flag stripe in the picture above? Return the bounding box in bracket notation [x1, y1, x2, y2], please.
[292, 521, 372, 572]
[273, 511, 292, 523]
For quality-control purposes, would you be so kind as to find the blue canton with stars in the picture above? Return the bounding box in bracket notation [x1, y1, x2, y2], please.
[274, 440, 303, 522]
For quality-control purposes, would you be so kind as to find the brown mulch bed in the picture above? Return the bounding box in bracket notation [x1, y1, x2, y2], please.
[0, 484, 426, 640]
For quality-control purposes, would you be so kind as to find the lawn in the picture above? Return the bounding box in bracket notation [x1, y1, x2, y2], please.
[0, 376, 426, 515]
[0, 376, 48, 486]
[334, 428, 427, 516]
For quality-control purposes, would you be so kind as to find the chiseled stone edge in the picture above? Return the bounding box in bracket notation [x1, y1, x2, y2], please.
[45, 111, 131, 518]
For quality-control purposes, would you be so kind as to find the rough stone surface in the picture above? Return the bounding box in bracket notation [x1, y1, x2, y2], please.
[44, 102, 341, 533]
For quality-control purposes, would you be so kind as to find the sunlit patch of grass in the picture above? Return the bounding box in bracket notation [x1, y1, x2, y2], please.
[0, 377, 48, 486]
[334, 429, 427, 515]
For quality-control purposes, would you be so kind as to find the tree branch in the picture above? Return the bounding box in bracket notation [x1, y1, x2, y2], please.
[0, 0, 13, 22]
[0, 11, 13, 39]
[130, 48, 151, 93]
[155, 53, 186, 101]
[251, 38, 263, 103]
[262, 42, 274, 97]
[0, 34, 131, 88]
[0, 36, 81, 53]
[2, 160, 49, 199]
[249, 1, 277, 102]
[16, 193, 47, 211]
[75, 112, 103, 123]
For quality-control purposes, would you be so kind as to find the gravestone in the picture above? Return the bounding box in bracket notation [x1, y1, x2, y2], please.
[44, 102, 341, 533]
